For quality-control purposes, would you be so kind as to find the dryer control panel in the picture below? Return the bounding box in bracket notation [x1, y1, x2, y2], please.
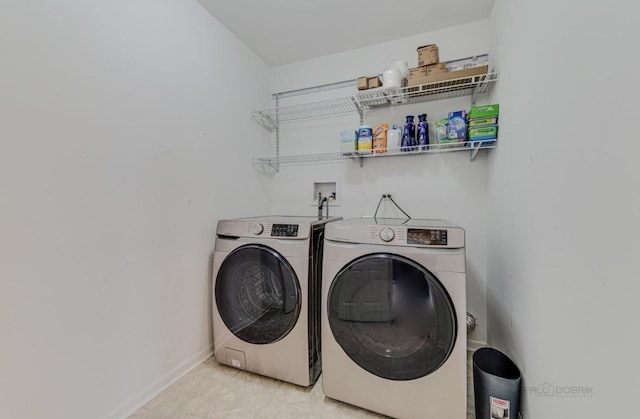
[271, 224, 299, 237]
[407, 228, 447, 246]
[325, 218, 465, 249]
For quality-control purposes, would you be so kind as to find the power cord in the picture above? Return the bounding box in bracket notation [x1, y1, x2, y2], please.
[373, 194, 411, 220]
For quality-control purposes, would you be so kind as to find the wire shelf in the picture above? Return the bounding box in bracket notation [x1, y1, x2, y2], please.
[252, 140, 497, 169]
[251, 72, 498, 128]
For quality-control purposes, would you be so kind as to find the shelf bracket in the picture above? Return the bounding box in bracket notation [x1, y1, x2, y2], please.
[251, 111, 278, 131]
[469, 142, 482, 161]
[262, 114, 278, 130]
[351, 96, 364, 125]
[347, 155, 365, 167]
[471, 77, 481, 106]
[471, 70, 495, 106]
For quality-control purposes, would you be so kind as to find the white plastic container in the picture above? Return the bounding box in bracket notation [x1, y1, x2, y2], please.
[340, 130, 357, 154]
[392, 60, 409, 79]
[357, 125, 373, 153]
[382, 69, 402, 88]
[387, 127, 402, 152]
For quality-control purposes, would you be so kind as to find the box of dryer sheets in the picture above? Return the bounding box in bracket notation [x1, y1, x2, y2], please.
[468, 125, 498, 141]
[468, 125, 498, 146]
[469, 117, 498, 127]
[469, 104, 500, 119]
[417, 44, 439, 66]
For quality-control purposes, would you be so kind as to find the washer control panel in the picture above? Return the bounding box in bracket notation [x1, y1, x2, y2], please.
[407, 228, 448, 246]
[271, 224, 299, 237]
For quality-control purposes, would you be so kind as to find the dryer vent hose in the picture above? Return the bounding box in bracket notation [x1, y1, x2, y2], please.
[466, 312, 477, 334]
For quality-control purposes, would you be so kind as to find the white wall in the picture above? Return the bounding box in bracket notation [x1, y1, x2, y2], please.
[268, 20, 493, 344]
[487, 1, 640, 418]
[0, 1, 270, 418]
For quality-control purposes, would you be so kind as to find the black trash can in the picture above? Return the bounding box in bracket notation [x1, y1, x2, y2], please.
[473, 347, 521, 419]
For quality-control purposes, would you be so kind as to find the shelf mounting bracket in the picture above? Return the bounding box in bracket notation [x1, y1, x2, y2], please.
[469, 142, 482, 161]
[351, 96, 365, 125]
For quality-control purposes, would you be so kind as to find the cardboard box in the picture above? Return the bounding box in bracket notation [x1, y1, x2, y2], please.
[435, 118, 449, 142]
[426, 63, 447, 76]
[469, 104, 500, 119]
[407, 65, 489, 87]
[417, 44, 439, 66]
[357, 76, 369, 90]
[447, 110, 467, 141]
[357, 126, 373, 152]
[446, 54, 489, 72]
[408, 66, 428, 80]
[469, 125, 498, 141]
[368, 76, 382, 89]
[469, 117, 498, 127]
[372, 123, 388, 154]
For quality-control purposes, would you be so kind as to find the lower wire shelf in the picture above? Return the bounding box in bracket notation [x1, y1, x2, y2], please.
[252, 140, 497, 170]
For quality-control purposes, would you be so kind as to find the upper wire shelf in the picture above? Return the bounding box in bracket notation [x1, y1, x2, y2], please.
[252, 72, 498, 128]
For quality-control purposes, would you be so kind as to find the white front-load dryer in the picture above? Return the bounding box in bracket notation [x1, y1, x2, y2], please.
[322, 217, 467, 418]
[212, 215, 340, 387]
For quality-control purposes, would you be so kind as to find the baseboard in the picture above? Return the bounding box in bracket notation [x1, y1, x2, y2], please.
[467, 339, 487, 352]
[103, 344, 214, 419]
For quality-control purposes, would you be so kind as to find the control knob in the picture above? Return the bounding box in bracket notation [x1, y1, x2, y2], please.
[379, 227, 395, 242]
[251, 223, 264, 235]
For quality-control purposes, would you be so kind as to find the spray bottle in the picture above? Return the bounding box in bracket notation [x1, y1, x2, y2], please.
[417, 113, 429, 150]
[401, 115, 416, 151]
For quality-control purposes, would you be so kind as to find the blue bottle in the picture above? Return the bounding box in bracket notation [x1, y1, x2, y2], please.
[417, 113, 429, 150]
[401, 115, 416, 151]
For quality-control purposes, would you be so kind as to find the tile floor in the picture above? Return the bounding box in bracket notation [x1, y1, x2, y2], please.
[130, 353, 476, 419]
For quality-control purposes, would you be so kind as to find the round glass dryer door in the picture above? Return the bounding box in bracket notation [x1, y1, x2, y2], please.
[215, 244, 301, 344]
[327, 253, 457, 380]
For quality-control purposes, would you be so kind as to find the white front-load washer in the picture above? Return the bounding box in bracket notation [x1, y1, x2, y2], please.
[212, 215, 340, 387]
[322, 217, 467, 418]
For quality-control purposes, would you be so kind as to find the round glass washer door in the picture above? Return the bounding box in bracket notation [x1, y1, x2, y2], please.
[327, 253, 457, 380]
[215, 244, 301, 344]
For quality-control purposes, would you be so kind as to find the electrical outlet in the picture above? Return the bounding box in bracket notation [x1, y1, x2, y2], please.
[374, 191, 405, 219]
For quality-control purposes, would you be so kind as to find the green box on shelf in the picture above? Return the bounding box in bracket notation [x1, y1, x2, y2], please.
[469, 125, 498, 140]
[469, 117, 498, 127]
[469, 104, 500, 119]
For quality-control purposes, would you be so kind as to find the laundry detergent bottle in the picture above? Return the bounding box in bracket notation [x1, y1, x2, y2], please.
[417, 113, 429, 150]
[401, 115, 416, 151]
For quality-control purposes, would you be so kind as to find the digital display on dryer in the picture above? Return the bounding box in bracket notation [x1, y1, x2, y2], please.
[271, 224, 299, 237]
[407, 229, 447, 245]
